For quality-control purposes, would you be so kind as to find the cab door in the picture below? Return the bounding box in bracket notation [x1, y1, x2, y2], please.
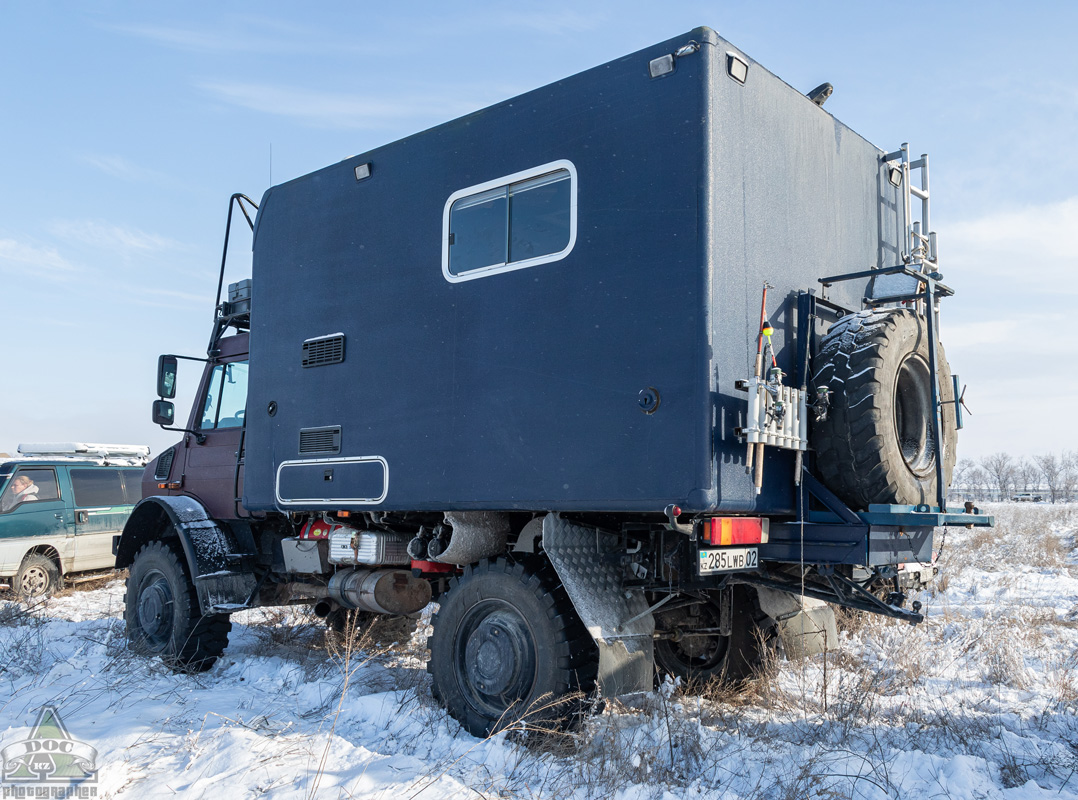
[0, 467, 72, 575]
[182, 357, 249, 519]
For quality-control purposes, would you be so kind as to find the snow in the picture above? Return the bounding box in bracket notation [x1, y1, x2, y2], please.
[0, 504, 1075, 799]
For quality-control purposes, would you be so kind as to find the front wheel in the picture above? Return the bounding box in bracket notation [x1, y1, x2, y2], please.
[428, 557, 598, 738]
[124, 541, 231, 672]
[15, 553, 62, 600]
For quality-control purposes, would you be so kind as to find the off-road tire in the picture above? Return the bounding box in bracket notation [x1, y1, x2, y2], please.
[653, 585, 770, 683]
[427, 556, 599, 738]
[124, 541, 231, 672]
[15, 554, 62, 600]
[812, 309, 957, 511]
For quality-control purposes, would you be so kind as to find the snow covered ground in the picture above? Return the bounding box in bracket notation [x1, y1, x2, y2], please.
[1, 504, 1075, 799]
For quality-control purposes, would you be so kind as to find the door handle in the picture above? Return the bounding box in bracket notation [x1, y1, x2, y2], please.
[76, 510, 88, 524]
[54, 513, 64, 520]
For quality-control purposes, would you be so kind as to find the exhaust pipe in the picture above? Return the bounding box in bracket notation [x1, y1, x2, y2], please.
[328, 569, 431, 615]
[313, 599, 334, 618]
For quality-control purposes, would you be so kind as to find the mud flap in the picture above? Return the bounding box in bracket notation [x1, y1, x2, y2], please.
[755, 587, 838, 659]
[542, 514, 654, 697]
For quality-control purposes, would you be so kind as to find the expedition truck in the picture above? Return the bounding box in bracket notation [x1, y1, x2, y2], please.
[116, 27, 993, 736]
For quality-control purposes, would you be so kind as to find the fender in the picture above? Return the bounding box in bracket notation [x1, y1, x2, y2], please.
[115, 496, 258, 615]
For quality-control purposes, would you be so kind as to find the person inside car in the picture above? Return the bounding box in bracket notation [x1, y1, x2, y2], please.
[0, 475, 39, 512]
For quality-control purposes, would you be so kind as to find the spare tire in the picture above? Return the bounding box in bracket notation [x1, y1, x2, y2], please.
[811, 308, 957, 511]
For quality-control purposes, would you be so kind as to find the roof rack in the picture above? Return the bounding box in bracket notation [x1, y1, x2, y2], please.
[15, 442, 151, 467]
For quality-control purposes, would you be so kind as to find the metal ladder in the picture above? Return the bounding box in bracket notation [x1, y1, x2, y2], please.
[883, 142, 937, 271]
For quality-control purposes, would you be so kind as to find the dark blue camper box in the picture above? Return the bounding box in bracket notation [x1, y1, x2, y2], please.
[243, 27, 900, 516]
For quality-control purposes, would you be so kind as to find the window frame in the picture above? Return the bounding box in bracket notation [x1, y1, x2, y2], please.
[197, 359, 250, 432]
[0, 466, 61, 513]
[70, 468, 127, 508]
[441, 159, 578, 284]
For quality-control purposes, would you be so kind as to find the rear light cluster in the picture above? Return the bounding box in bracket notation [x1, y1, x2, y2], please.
[706, 517, 768, 546]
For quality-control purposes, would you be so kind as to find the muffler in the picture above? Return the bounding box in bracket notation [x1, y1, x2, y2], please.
[327, 568, 431, 615]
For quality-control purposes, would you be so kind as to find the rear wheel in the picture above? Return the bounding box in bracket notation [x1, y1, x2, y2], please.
[428, 557, 598, 738]
[124, 541, 231, 672]
[653, 586, 769, 683]
[15, 554, 62, 600]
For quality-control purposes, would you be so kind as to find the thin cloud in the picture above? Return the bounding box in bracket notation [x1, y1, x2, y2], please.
[82, 154, 164, 183]
[497, 10, 606, 35]
[129, 287, 210, 309]
[946, 197, 1078, 289]
[0, 238, 79, 277]
[104, 19, 379, 57]
[49, 220, 180, 254]
[942, 319, 1023, 350]
[199, 81, 490, 129]
[107, 21, 310, 55]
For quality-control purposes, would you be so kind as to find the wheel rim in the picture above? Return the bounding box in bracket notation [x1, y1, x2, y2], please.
[137, 569, 175, 649]
[894, 354, 936, 476]
[19, 565, 50, 597]
[655, 601, 729, 676]
[454, 601, 538, 721]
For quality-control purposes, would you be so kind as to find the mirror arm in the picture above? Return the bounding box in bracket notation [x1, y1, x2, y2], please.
[165, 354, 212, 364]
[157, 424, 206, 445]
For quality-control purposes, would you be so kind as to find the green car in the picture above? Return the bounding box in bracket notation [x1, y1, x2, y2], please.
[0, 443, 149, 598]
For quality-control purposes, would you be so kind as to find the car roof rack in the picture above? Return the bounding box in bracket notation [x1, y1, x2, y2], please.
[15, 442, 151, 467]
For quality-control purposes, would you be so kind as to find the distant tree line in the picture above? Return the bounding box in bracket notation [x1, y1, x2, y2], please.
[951, 451, 1078, 502]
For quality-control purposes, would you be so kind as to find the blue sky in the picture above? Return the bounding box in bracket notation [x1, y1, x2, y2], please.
[1, 1, 1075, 460]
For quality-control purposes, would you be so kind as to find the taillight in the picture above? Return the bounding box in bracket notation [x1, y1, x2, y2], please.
[707, 517, 769, 545]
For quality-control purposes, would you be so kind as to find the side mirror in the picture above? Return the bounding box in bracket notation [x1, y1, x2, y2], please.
[157, 355, 178, 399]
[152, 400, 176, 426]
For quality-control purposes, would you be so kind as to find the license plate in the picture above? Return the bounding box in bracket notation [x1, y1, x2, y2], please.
[698, 547, 758, 575]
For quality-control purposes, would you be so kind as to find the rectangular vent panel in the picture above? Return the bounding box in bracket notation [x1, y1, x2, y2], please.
[154, 447, 175, 481]
[302, 334, 345, 367]
[299, 426, 342, 455]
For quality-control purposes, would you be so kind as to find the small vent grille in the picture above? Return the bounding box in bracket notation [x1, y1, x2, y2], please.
[299, 426, 342, 455]
[154, 447, 175, 481]
[302, 335, 345, 367]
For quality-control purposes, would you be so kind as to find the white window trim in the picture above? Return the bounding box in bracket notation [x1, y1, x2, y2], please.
[442, 159, 578, 284]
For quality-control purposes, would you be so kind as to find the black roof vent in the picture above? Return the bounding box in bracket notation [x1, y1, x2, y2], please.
[302, 334, 345, 367]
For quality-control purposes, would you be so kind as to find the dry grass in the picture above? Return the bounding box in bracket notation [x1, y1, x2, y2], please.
[55, 569, 126, 596]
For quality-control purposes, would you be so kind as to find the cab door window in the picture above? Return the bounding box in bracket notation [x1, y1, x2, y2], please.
[199, 360, 249, 430]
[0, 468, 60, 513]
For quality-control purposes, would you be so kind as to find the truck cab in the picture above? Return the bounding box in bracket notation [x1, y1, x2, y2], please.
[147, 333, 249, 522]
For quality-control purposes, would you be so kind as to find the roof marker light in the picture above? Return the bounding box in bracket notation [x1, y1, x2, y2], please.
[649, 54, 675, 79]
[726, 53, 749, 84]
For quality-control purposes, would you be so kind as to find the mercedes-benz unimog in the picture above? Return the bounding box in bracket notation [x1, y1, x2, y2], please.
[115, 26, 992, 737]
